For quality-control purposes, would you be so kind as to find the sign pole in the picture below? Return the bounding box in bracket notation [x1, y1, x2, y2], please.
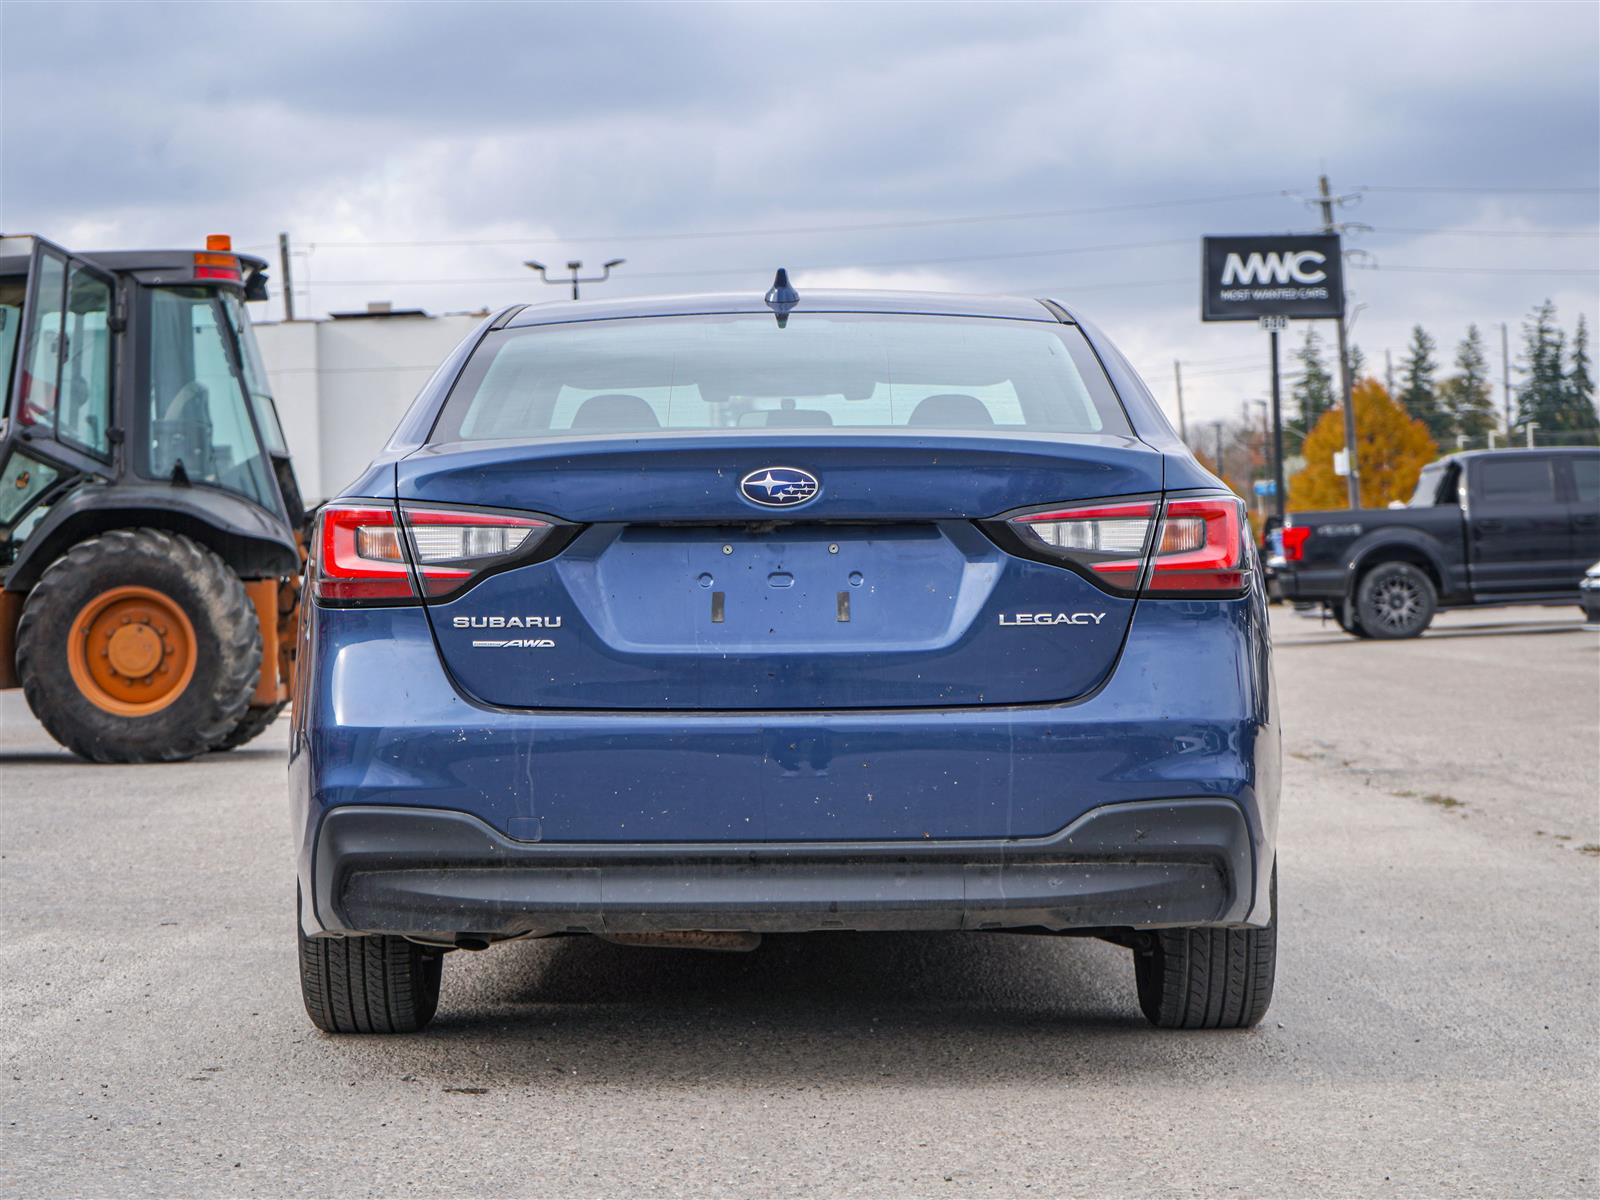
[1269, 325, 1285, 522]
[1200, 230, 1345, 513]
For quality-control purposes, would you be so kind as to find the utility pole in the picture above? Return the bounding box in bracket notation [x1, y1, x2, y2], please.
[1318, 174, 1361, 508]
[1173, 361, 1188, 441]
[1385, 348, 1394, 397]
[1213, 421, 1225, 481]
[278, 232, 296, 322]
[1500, 321, 1513, 433]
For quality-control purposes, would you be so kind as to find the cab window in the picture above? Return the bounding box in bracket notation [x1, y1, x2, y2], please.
[142, 287, 277, 510]
[4, 257, 113, 459]
[1571, 455, 1599, 506]
[221, 291, 288, 455]
[13, 253, 65, 434]
[57, 265, 113, 457]
[1473, 456, 1556, 507]
[0, 277, 24, 412]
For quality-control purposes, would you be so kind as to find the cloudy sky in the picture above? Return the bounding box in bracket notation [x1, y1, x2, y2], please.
[3, 0, 1596, 429]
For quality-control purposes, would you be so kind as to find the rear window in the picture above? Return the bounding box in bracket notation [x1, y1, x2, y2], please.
[430, 313, 1130, 442]
[1474, 456, 1556, 506]
[1571, 454, 1599, 505]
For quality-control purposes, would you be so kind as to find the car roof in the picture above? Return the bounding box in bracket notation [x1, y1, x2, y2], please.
[502, 289, 1061, 328]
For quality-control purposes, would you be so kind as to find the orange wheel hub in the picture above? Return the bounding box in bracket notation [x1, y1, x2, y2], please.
[67, 586, 197, 716]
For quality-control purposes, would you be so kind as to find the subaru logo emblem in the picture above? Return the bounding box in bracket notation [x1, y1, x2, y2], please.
[739, 466, 819, 508]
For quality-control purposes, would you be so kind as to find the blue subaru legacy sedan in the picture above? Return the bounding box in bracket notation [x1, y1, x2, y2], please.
[290, 280, 1279, 1034]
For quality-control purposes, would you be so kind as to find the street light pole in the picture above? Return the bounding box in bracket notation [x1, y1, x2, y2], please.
[525, 258, 626, 300]
[1501, 321, 1513, 434]
[1173, 360, 1188, 441]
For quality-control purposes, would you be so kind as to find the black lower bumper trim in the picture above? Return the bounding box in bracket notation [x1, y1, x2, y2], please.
[310, 800, 1255, 937]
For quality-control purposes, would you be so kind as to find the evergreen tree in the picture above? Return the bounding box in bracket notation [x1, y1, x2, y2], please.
[1516, 300, 1586, 432]
[1398, 325, 1451, 441]
[1438, 324, 1497, 442]
[1566, 313, 1597, 428]
[1290, 327, 1335, 439]
[1347, 342, 1367, 383]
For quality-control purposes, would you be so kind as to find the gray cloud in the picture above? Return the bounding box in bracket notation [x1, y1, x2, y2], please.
[2, 0, 1595, 424]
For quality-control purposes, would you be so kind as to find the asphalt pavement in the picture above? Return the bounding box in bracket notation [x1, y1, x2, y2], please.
[3, 605, 1596, 1198]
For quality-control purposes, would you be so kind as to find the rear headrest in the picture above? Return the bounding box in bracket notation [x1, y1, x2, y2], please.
[909, 393, 994, 427]
[762, 407, 834, 427]
[569, 393, 660, 431]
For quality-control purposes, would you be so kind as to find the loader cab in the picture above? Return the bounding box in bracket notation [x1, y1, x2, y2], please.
[0, 234, 303, 574]
[0, 234, 305, 762]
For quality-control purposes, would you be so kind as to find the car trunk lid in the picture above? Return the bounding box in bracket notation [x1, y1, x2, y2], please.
[397, 433, 1162, 710]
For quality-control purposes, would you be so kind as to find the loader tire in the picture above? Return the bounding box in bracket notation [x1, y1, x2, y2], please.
[16, 529, 261, 763]
[213, 701, 288, 751]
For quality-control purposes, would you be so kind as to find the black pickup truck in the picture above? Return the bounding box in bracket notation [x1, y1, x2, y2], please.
[1275, 447, 1600, 638]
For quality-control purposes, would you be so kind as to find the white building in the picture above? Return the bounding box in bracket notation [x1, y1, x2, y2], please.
[254, 304, 486, 504]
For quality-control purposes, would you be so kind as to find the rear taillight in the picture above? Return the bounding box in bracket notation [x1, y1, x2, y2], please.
[313, 501, 558, 604]
[1281, 524, 1311, 562]
[1144, 496, 1249, 595]
[1011, 501, 1158, 594]
[1005, 493, 1250, 598]
[314, 503, 413, 602]
[400, 505, 552, 598]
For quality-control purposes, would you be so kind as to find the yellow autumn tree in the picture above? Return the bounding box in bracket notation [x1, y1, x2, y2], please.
[1289, 379, 1438, 510]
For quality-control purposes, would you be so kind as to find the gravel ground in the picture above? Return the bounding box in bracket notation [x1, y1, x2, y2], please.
[2, 604, 1596, 1198]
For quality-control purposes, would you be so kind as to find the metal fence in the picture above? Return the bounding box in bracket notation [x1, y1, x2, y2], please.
[1448, 429, 1600, 452]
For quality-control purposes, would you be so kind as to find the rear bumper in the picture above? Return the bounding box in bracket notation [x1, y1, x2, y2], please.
[304, 798, 1262, 938]
[1277, 564, 1347, 601]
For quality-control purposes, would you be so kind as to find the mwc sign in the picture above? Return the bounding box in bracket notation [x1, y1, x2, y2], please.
[1202, 234, 1345, 321]
[1220, 250, 1327, 286]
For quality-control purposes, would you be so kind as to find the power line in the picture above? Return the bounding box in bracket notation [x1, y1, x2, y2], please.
[1368, 226, 1600, 239]
[1350, 263, 1600, 276]
[294, 190, 1291, 249]
[303, 257, 1599, 290]
[1357, 184, 1600, 195]
[1034, 277, 1192, 294]
[302, 238, 1194, 288]
[1179, 353, 1274, 369]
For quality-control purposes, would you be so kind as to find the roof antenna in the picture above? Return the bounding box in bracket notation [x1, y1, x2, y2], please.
[764, 267, 799, 328]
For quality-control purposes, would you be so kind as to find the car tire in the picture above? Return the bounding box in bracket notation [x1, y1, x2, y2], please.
[1134, 867, 1277, 1029]
[15, 529, 261, 763]
[1354, 562, 1437, 639]
[298, 917, 443, 1035]
[212, 701, 288, 751]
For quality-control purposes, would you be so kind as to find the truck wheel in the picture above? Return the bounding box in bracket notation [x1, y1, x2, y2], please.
[15, 529, 261, 763]
[213, 701, 288, 751]
[1134, 868, 1277, 1030]
[299, 921, 442, 1035]
[1354, 562, 1436, 639]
